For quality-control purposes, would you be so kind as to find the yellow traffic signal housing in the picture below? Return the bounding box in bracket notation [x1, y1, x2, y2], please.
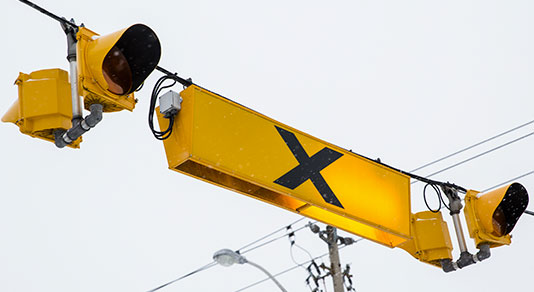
[399, 211, 453, 267]
[77, 24, 161, 112]
[464, 183, 529, 248]
[2, 69, 81, 148]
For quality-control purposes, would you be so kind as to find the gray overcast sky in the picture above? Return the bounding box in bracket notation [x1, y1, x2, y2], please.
[1, 0, 533, 291]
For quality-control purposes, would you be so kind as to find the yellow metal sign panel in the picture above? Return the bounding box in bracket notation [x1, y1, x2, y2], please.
[158, 85, 411, 247]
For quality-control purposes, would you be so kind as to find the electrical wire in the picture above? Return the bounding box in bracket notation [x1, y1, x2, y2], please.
[237, 217, 305, 252]
[239, 221, 313, 255]
[148, 74, 181, 140]
[290, 243, 315, 270]
[355, 151, 467, 195]
[287, 225, 329, 292]
[423, 183, 450, 212]
[146, 261, 217, 292]
[408, 121, 534, 187]
[480, 170, 534, 217]
[437, 170, 534, 216]
[421, 131, 534, 180]
[234, 243, 358, 292]
[286, 225, 315, 271]
[322, 277, 328, 292]
[409, 127, 534, 212]
[369, 156, 467, 212]
[19, 0, 79, 28]
[409, 119, 534, 173]
[233, 260, 307, 292]
[156, 66, 193, 87]
[481, 170, 534, 193]
[146, 218, 310, 291]
[148, 67, 194, 141]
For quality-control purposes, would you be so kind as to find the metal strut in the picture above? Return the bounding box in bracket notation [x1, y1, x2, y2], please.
[61, 19, 83, 122]
[18, 0, 103, 148]
[439, 186, 491, 272]
[54, 18, 104, 148]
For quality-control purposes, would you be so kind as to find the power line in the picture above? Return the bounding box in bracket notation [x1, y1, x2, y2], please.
[234, 257, 314, 292]
[480, 170, 534, 216]
[437, 170, 534, 215]
[410, 119, 534, 173]
[481, 170, 534, 193]
[412, 130, 534, 184]
[425, 131, 534, 178]
[290, 242, 314, 270]
[240, 221, 314, 255]
[287, 224, 316, 271]
[237, 217, 305, 252]
[146, 262, 217, 292]
[234, 241, 362, 292]
[146, 218, 310, 291]
[407, 121, 534, 213]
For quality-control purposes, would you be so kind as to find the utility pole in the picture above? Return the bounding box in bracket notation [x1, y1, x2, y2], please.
[326, 226, 344, 292]
[310, 224, 345, 292]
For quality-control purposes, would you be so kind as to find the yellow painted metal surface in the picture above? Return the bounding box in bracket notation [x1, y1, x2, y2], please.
[464, 189, 511, 248]
[398, 211, 453, 267]
[2, 69, 81, 148]
[77, 27, 136, 112]
[158, 85, 411, 247]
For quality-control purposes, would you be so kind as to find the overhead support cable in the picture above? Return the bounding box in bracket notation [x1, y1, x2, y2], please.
[410, 130, 534, 187]
[480, 170, 534, 217]
[19, 0, 79, 27]
[422, 131, 534, 180]
[481, 170, 534, 193]
[410, 119, 534, 173]
[437, 170, 534, 216]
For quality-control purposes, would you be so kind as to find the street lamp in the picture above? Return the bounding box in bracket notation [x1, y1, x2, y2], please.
[213, 249, 288, 292]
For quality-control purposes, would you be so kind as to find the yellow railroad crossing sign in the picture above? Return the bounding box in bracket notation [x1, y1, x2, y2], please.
[158, 85, 411, 247]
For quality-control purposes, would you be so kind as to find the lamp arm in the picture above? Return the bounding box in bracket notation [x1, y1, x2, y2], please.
[245, 260, 287, 292]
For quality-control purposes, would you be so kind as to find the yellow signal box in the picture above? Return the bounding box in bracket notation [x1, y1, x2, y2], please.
[464, 183, 529, 248]
[399, 211, 453, 267]
[157, 85, 412, 247]
[77, 24, 161, 112]
[2, 68, 81, 148]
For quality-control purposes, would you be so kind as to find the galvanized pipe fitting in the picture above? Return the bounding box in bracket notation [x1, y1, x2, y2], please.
[54, 104, 103, 148]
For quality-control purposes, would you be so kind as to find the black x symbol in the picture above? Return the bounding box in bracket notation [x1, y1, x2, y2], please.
[273, 126, 344, 208]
